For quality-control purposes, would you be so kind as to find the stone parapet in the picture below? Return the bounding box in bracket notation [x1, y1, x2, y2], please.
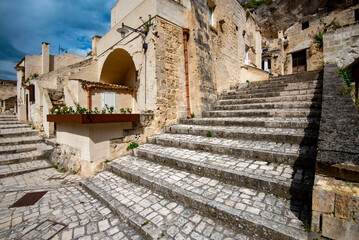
[316, 64, 359, 177]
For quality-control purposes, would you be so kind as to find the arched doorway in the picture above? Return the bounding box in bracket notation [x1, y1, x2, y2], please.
[100, 48, 137, 88]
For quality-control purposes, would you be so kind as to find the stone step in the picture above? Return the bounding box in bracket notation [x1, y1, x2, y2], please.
[203, 109, 321, 118]
[148, 134, 316, 167]
[0, 128, 38, 138]
[180, 117, 320, 129]
[214, 101, 321, 111]
[0, 143, 49, 155]
[219, 89, 322, 100]
[224, 84, 322, 96]
[135, 144, 313, 201]
[0, 136, 43, 146]
[0, 123, 29, 129]
[105, 157, 310, 240]
[82, 171, 253, 240]
[0, 160, 52, 178]
[165, 124, 318, 145]
[0, 118, 18, 122]
[230, 72, 322, 91]
[0, 146, 53, 165]
[228, 80, 322, 93]
[218, 94, 322, 105]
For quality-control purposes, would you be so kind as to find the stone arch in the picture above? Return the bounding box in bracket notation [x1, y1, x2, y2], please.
[100, 48, 137, 88]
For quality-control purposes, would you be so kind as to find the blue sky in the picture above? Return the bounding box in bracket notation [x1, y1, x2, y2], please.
[0, 0, 117, 80]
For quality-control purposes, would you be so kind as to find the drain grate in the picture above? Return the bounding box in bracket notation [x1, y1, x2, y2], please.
[21, 220, 66, 240]
[9, 191, 47, 208]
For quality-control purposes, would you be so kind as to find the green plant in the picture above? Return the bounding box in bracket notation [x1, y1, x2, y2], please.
[325, 18, 341, 32]
[55, 143, 59, 147]
[241, 0, 274, 9]
[93, 107, 100, 114]
[109, 106, 114, 114]
[338, 67, 352, 88]
[313, 31, 323, 49]
[141, 221, 149, 226]
[206, 131, 212, 137]
[246, 80, 250, 83]
[190, 112, 195, 118]
[139, 14, 154, 35]
[127, 142, 139, 150]
[126, 108, 132, 114]
[302, 220, 311, 232]
[101, 108, 107, 114]
[105, 159, 110, 163]
[120, 108, 126, 114]
[87, 51, 92, 56]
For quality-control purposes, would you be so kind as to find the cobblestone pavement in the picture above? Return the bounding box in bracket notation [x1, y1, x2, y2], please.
[0, 168, 143, 240]
[83, 171, 254, 240]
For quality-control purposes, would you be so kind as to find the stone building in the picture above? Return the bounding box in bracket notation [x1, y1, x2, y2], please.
[14, 0, 264, 175]
[14, 42, 86, 127]
[0, 79, 17, 113]
[261, 3, 359, 75]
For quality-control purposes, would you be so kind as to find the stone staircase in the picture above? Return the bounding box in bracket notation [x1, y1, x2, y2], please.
[81, 70, 323, 240]
[0, 114, 54, 178]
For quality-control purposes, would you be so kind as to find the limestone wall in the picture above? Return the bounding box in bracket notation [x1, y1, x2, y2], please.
[24, 55, 41, 80]
[52, 53, 85, 71]
[324, 22, 359, 67]
[188, 0, 254, 115]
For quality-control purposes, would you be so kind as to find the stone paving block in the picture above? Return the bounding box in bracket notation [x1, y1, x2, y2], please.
[82, 171, 255, 240]
[107, 157, 309, 240]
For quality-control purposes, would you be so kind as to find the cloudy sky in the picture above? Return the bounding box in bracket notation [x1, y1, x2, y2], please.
[0, 0, 117, 80]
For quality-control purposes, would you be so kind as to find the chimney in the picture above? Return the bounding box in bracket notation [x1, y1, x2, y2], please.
[42, 42, 50, 74]
[92, 35, 102, 57]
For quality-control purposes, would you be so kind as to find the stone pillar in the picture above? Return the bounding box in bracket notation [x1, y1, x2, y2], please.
[42, 42, 50, 74]
[92, 35, 102, 57]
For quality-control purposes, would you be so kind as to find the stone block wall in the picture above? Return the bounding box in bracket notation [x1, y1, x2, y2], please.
[324, 22, 359, 67]
[312, 175, 359, 240]
[312, 64, 359, 239]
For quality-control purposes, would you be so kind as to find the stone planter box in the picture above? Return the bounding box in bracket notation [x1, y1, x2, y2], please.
[47, 114, 140, 124]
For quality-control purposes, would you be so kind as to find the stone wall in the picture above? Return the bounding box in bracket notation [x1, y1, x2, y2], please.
[324, 22, 359, 67]
[311, 64, 359, 239]
[188, 0, 253, 115]
[154, 18, 187, 129]
[312, 175, 359, 240]
[317, 66, 359, 171]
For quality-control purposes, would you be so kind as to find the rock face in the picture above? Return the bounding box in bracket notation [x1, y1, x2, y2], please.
[246, 0, 350, 38]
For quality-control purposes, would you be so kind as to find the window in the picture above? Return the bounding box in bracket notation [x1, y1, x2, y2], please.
[244, 48, 249, 65]
[355, 9, 359, 21]
[101, 92, 116, 112]
[29, 84, 35, 103]
[208, 2, 215, 26]
[302, 21, 309, 30]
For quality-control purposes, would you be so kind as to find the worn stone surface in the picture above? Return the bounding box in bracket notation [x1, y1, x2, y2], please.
[322, 215, 359, 240]
[311, 174, 359, 238]
[0, 172, 142, 240]
[324, 22, 359, 68]
[82, 171, 254, 240]
[316, 64, 359, 172]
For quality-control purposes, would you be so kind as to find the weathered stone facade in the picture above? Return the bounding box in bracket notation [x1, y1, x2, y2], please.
[0, 79, 17, 113]
[324, 22, 359, 67]
[262, 3, 359, 75]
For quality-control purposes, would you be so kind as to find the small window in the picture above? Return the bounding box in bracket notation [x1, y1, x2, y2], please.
[29, 84, 35, 103]
[302, 21, 309, 30]
[355, 9, 359, 21]
[208, 2, 215, 26]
